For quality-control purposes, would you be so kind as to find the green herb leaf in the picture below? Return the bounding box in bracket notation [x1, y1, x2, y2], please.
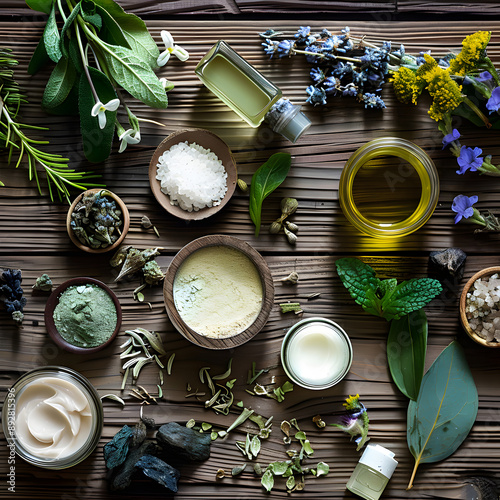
[43, 2, 62, 63]
[316, 462, 329, 477]
[78, 67, 117, 162]
[26, 0, 53, 14]
[407, 341, 478, 489]
[28, 37, 50, 75]
[387, 310, 427, 400]
[270, 461, 289, 475]
[249, 152, 292, 236]
[97, 41, 167, 108]
[59, 2, 81, 59]
[286, 475, 296, 490]
[261, 469, 274, 492]
[302, 439, 314, 455]
[381, 278, 442, 321]
[250, 435, 261, 458]
[42, 56, 76, 110]
[81, 0, 102, 29]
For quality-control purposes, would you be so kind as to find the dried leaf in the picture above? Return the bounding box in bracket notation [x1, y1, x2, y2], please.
[253, 463, 262, 475]
[232, 464, 247, 476]
[100, 394, 125, 405]
[154, 354, 165, 369]
[316, 462, 329, 477]
[167, 353, 175, 375]
[201, 422, 212, 431]
[132, 357, 153, 380]
[281, 420, 291, 437]
[245, 433, 251, 459]
[212, 358, 233, 380]
[286, 475, 296, 490]
[157, 385, 163, 398]
[226, 408, 254, 434]
[261, 469, 274, 492]
[135, 327, 167, 356]
[211, 431, 218, 441]
[250, 435, 261, 458]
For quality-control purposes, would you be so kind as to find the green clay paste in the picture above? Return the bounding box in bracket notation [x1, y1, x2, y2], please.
[53, 284, 117, 348]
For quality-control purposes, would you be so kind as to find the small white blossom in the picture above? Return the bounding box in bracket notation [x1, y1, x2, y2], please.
[118, 128, 141, 153]
[157, 30, 189, 67]
[91, 98, 120, 129]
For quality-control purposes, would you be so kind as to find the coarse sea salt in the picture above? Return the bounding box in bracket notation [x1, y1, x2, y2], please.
[156, 141, 228, 212]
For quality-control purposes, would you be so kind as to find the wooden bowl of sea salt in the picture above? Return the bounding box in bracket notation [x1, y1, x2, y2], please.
[164, 235, 274, 349]
[149, 129, 237, 221]
[460, 266, 500, 347]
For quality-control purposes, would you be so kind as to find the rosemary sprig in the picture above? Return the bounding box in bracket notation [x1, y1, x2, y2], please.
[0, 48, 102, 203]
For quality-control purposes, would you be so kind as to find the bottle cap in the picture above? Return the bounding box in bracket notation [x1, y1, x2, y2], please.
[265, 98, 311, 143]
[359, 444, 398, 479]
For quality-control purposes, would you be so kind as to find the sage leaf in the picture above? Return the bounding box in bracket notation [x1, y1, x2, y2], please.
[261, 469, 274, 492]
[316, 462, 329, 477]
[81, 0, 102, 29]
[59, 2, 81, 59]
[97, 41, 167, 108]
[78, 66, 117, 162]
[249, 152, 292, 236]
[250, 435, 261, 458]
[26, 0, 53, 14]
[42, 56, 76, 110]
[387, 310, 427, 400]
[407, 341, 478, 490]
[28, 37, 50, 75]
[43, 2, 62, 63]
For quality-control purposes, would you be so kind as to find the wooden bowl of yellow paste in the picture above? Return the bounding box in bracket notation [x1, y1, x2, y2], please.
[164, 235, 274, 349]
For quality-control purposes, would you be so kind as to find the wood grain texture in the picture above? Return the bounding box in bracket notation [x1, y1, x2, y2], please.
[0, 14, 500, 500]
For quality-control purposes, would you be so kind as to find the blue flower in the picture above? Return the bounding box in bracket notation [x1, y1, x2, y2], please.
[457, 146, 483, 174]
[306, 85, 327, 106]
[442, 129, 460, 149]
[322, 36, 341, 51]
[477, 71, 493, 82]
[304, 45, 321, 63]
[277, 39, 294, 58]
[320, 28, 332, 38]
[452, 194, 478, 224]
[310, 67, 325, 83]
[363, 93, 386, 109]
[486, 86, 500, 113]
[331, 61, 352, 78]
[342, 83, 358, 97]
[341, 26, 350, 36]
[295, 26, 310, 38]
[323, 76, 339, 94]
[261, 40, 279, 58]
[415, 50, 432, 65]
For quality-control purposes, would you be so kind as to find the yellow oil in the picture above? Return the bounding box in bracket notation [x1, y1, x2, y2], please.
[352, 156, 422, 225]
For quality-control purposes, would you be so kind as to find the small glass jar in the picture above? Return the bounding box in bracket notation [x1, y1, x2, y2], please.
[2, 366, 103, 469]
[339, 137, 439, 238]
[280, 317, 352, 390]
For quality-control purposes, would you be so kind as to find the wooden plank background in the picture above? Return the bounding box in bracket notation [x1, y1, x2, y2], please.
[0, 9, 500, 500]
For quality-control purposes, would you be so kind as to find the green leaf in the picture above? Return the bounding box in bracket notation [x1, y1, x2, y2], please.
[96, 41, 167, 108]
[381, 278, 442, 321]
[249, 152, 292, 236]
[261, 469, 274, 492]
[316, 462, 329, 477]
[78, 66, 117, 162]
[407, 341, 478, 489]
[94, 0, 159, 68]
[42, 56, 76, 109]
[28, 37, 50, 75]
[250, 435, 261, 458]
[45, 77, 79, 115]
[43, 2, 62, 63]
[68, 35, 84, 74]
[286, 475, 295, 490]
[81, 0, 102, 29]
[302, 439, 314, 455]
[270, 461, 288, 475]
[95, 5, 131, 48]
[335, 258, 381, 316]
[26, 0, 53, 14]
[59, 2, 81, 59]
[387, 310, 427, 400]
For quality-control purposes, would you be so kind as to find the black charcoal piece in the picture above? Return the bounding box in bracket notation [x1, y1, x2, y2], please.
[104, 425, 133, 470]
[134, 454, 180, 493]
[429, 248, 467, 282]
[131, 420, 147, 448]
[141, 415, 156, 429]
[157, 422, 211, 462]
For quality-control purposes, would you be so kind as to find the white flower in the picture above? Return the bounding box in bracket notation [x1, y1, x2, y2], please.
[118, 128, 141, 153]
[157, 30, 189, 67]
[91, 98, 120, 129]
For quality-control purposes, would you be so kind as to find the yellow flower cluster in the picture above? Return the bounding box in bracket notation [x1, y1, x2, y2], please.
[392, 67, 419, 104]
[344, 393, 361, 410]
[449, 31, 491, 76]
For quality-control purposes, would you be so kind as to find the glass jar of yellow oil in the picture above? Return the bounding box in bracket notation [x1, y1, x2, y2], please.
[338, 137, 439, 238]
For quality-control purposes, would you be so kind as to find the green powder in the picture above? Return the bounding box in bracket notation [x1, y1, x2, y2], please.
[53, 284, 117, 348]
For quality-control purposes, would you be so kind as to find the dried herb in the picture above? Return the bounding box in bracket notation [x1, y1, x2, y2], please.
[254, 380, 293, 402]
[32, 273, 53, 292]
[101, 394, 125, 405]
[279, 302, 302, 314]
[113, 246, 163, 282]
[279, 272, 299, 284]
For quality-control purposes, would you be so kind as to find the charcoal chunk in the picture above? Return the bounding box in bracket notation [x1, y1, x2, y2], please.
[429, 248, 467, 283]
[131, 420, 147, 448]
[157, 422, 211, 462]
[134, 454, 180, 493]
[104, 425, 133, 470]
[141, 415, 156, 429]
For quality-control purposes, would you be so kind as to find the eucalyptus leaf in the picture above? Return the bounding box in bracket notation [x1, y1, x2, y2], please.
[249, 152, 292, 236]
[42, 56, 76, 110]
[96, 41, 167, 108]
[26, 0, 53, 14]
[387, 310, 427, 401]
[407, 341, 478, 490]
[43, 2, 62, 63]
[261, 469, 274, 492]
[28, 37, 50, 75]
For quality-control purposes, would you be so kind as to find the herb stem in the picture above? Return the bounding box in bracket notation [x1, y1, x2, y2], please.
[57, 0, 68, 23]
[74, 24, 99, 103]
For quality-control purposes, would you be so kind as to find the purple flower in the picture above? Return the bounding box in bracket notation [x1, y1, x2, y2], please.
[363, 93, 386, 109]
[304, 45, 320, 63]
[442, 129, 460, 149]
[486, 86, 500, 113]
[261, 40, 279, 58]
[477, 71, 493, 82]
[323, 76, 339, 94]
[277, 39, 294, 58]
[452, 194, 478, 224]
[456, 146, 483, 174]
[295, 26, 310, 39]
[310, 67, 325, 83]
[342, 83, 358, 97]
[306, 85, 327, 106]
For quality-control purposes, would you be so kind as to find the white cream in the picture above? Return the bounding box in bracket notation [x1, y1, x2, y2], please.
[285, 323, 351, 386]
[15, 377, 92, 459]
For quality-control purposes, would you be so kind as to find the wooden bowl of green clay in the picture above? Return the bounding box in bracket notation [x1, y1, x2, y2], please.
[66, 188, 130, 254]
[164, 234, 274, 350]
[44, 277, 122, 354]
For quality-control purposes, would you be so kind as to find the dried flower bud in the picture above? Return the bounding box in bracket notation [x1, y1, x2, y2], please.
[32, 273, 53, 292]
[269, 220, 282, 234]
[280, 272, 299, 284]
[281, 197, 298, 218]
[237, 178, 248, 192]
[141, 215, 153, 229]
[284, 226, 297, 245]
[285, 221, 299, 233]
[216, 469, 226, 480]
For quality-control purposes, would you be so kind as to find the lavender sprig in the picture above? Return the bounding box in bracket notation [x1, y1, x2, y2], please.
[452, 195, 500, 232]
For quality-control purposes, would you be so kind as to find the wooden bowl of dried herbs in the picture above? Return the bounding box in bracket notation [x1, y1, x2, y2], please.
[149, 129, 237, 221]
[164, 235, 274, 349]
[460, 266, 500, 347]
[66, 189, 130, 253]
[44, 277, 122, 354]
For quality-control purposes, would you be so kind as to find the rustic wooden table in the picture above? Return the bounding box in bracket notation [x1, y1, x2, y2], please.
[1, 2, 500, 499]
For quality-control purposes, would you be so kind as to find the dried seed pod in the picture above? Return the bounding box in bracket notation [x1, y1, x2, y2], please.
[279, 272, 299, 284]
[281, 197, 298, 218]
[285, 220, 299, 233]
[110, 245, 132, 268]
[141, 215, 153, 229]
[284, 226, 297, 245]
[269, 220, 282, 234]
[237, 178, 248, 192]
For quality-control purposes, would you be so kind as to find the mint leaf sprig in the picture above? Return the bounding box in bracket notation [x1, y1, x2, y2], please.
[335, 258, 442, 321]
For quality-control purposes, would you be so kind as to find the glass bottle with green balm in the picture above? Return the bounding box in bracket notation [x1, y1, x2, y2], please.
[195, 40, 311, 143]
[346, 444, 398, 500]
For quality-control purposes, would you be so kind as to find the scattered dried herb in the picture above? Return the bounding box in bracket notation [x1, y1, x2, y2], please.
[32, 273, 53, 292]
[279, 272, 299, 284]
[279, 302, 302, 314]
[101, 394, 125, 405]
[253, 380, 294, 402]
[111, 246, 163, 282]
[141, 215, 160, 238]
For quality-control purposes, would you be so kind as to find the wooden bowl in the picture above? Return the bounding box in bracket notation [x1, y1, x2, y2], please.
[44, 277, 122, 354]
[164, 235, 274, 349]
[67, 189, 130, 254]
[460, 266, 500, 347]
[149, 129, 237, 221]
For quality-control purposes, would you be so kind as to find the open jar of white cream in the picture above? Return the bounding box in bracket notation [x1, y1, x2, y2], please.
[2, 366, 103, 469]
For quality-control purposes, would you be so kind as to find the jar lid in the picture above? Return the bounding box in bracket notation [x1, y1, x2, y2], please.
[265, 98, 311, 143]
[359, 444, 398, 479]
